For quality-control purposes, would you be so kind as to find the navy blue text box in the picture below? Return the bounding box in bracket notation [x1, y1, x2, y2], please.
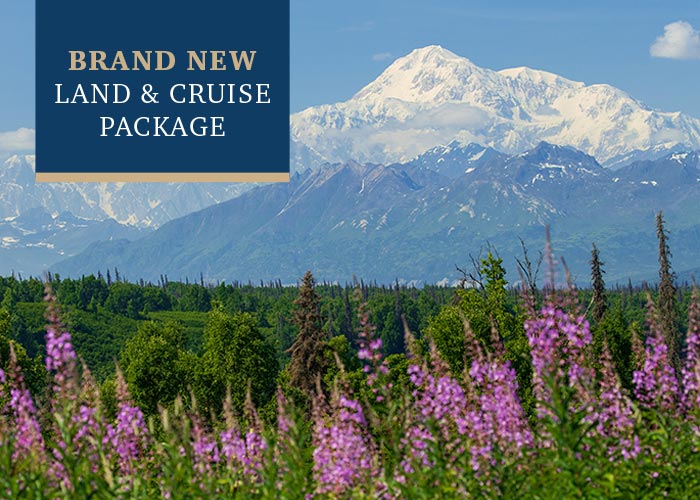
[36, 0, 290, 181]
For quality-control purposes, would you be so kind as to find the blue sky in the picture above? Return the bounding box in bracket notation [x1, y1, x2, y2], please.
[1, 0, 699, 144]
[290, 0, 700, 113]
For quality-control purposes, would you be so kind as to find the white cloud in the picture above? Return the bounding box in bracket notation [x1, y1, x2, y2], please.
[0, 127, 35, 152]
[372, 52, 392, 62]
[650, 21, 700, 60]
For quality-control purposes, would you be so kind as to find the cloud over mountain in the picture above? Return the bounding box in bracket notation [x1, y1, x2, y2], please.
[650, 21, 700, 60]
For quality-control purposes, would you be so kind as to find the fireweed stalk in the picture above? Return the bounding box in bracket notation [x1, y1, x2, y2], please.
[632, 298, 680, 416]
[682, 288, 700, 415]
[311, 388, 379, 496]
[104, 369, 150, 479]
[6, 344, 45, 461]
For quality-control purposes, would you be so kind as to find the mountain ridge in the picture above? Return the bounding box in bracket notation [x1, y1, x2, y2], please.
[51, 142, 700, 285]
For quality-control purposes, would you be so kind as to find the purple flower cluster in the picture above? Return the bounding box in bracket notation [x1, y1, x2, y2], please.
[45, 328, 77, 374]
[525, 305, 595, 421]
[405, 355, 474, 478]
[104, 373, 149, 476]
[191, 418, 220, 475]
[220, 421, 267, 477]
[632, 302, 679, 414]
[469, 342, 533, 456]
[594, 345, 639, 458]
[5, 349, 45, 460]
[357, 304, 391, 401]
[9, 386, 45, 459]
[8, 284, 700, 497]
[682, 290, 700, 413]
[312, 394, 377, 495]
[43, 290, 78, 398]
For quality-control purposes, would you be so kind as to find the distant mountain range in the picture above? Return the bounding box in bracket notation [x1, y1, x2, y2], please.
[291, 46, 700, 166]
[0, 206, 143, 277]
[0, 144, 326, 275]
[4, 45, 700, 283]
[52, 143, 700, 285]
[0, 155, 249, 228]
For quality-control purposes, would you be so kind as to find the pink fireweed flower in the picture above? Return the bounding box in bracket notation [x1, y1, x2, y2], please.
[220, 417, 267, 477]
[43, 287, 79, 400]
[594, 344, 638, 458]
[469, 343, 533, 456]
[105, 403, 148, 474]
[356, 301, 393, 403]
[9, 386, 45, 459]
[682, 290, 700, 414]
[405, 357, 473, 475]
[6, 346, 45, 460]
[633, 332, 679, 413]
[191, 417, 220, 475]
[45, 327, 77, 375]
[525, 305, 596, 421]
[104, 371, 149, 476]
[312, 394, 378, 495]
[220, 428, 246, 468]
[633, 301, 679, 415]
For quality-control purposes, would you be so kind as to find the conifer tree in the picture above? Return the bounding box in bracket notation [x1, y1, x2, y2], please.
[287, 270, 327, 397]
[590, 243, 607, 322]
[656, 211, 679, 372]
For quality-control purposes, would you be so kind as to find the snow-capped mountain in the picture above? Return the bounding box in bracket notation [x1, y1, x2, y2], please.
[291, 45, 700, 166]
[0, 206, 143, 276]
[0, 141, 326, 228]
[0, 155, 252, 228]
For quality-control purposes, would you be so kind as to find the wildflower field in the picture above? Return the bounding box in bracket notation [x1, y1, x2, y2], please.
[1, 274, 700, 500]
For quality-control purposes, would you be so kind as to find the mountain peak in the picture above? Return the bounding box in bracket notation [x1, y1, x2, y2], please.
[518, 141, 601, 170]
[353, 45, 487, 103]
[402, 45, 465, 63]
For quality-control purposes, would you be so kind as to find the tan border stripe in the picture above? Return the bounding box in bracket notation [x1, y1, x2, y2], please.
[35, 172, 290, 183]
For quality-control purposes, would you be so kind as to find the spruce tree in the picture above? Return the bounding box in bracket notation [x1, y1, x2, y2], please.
[590, 243, 607, 322]
[656, 211, 679, 372]
[287, 270, 327, 397]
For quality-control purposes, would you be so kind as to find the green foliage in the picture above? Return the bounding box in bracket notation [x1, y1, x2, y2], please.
[428, 305, 466, 373]
[7, 266, 700, 498]
[176, 284, 211, 312]
[592, 306, 635, 390]
[590, 243, 608, 323]
[57, 275, 109, 311]
[429, 252, 532, 407]
[195, 308, 279, 417]
[0, 308, 44, 396]
[104, 282, 146, 319]
[322, 334, 361, 391]
[656, 210, 680, 373]
[65, 308, 140, 381]
[147, 310, 207, 353]
[120, 321, 193, 415]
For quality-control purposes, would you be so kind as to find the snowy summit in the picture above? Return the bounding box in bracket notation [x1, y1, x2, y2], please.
[291, 45, 700, 165]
